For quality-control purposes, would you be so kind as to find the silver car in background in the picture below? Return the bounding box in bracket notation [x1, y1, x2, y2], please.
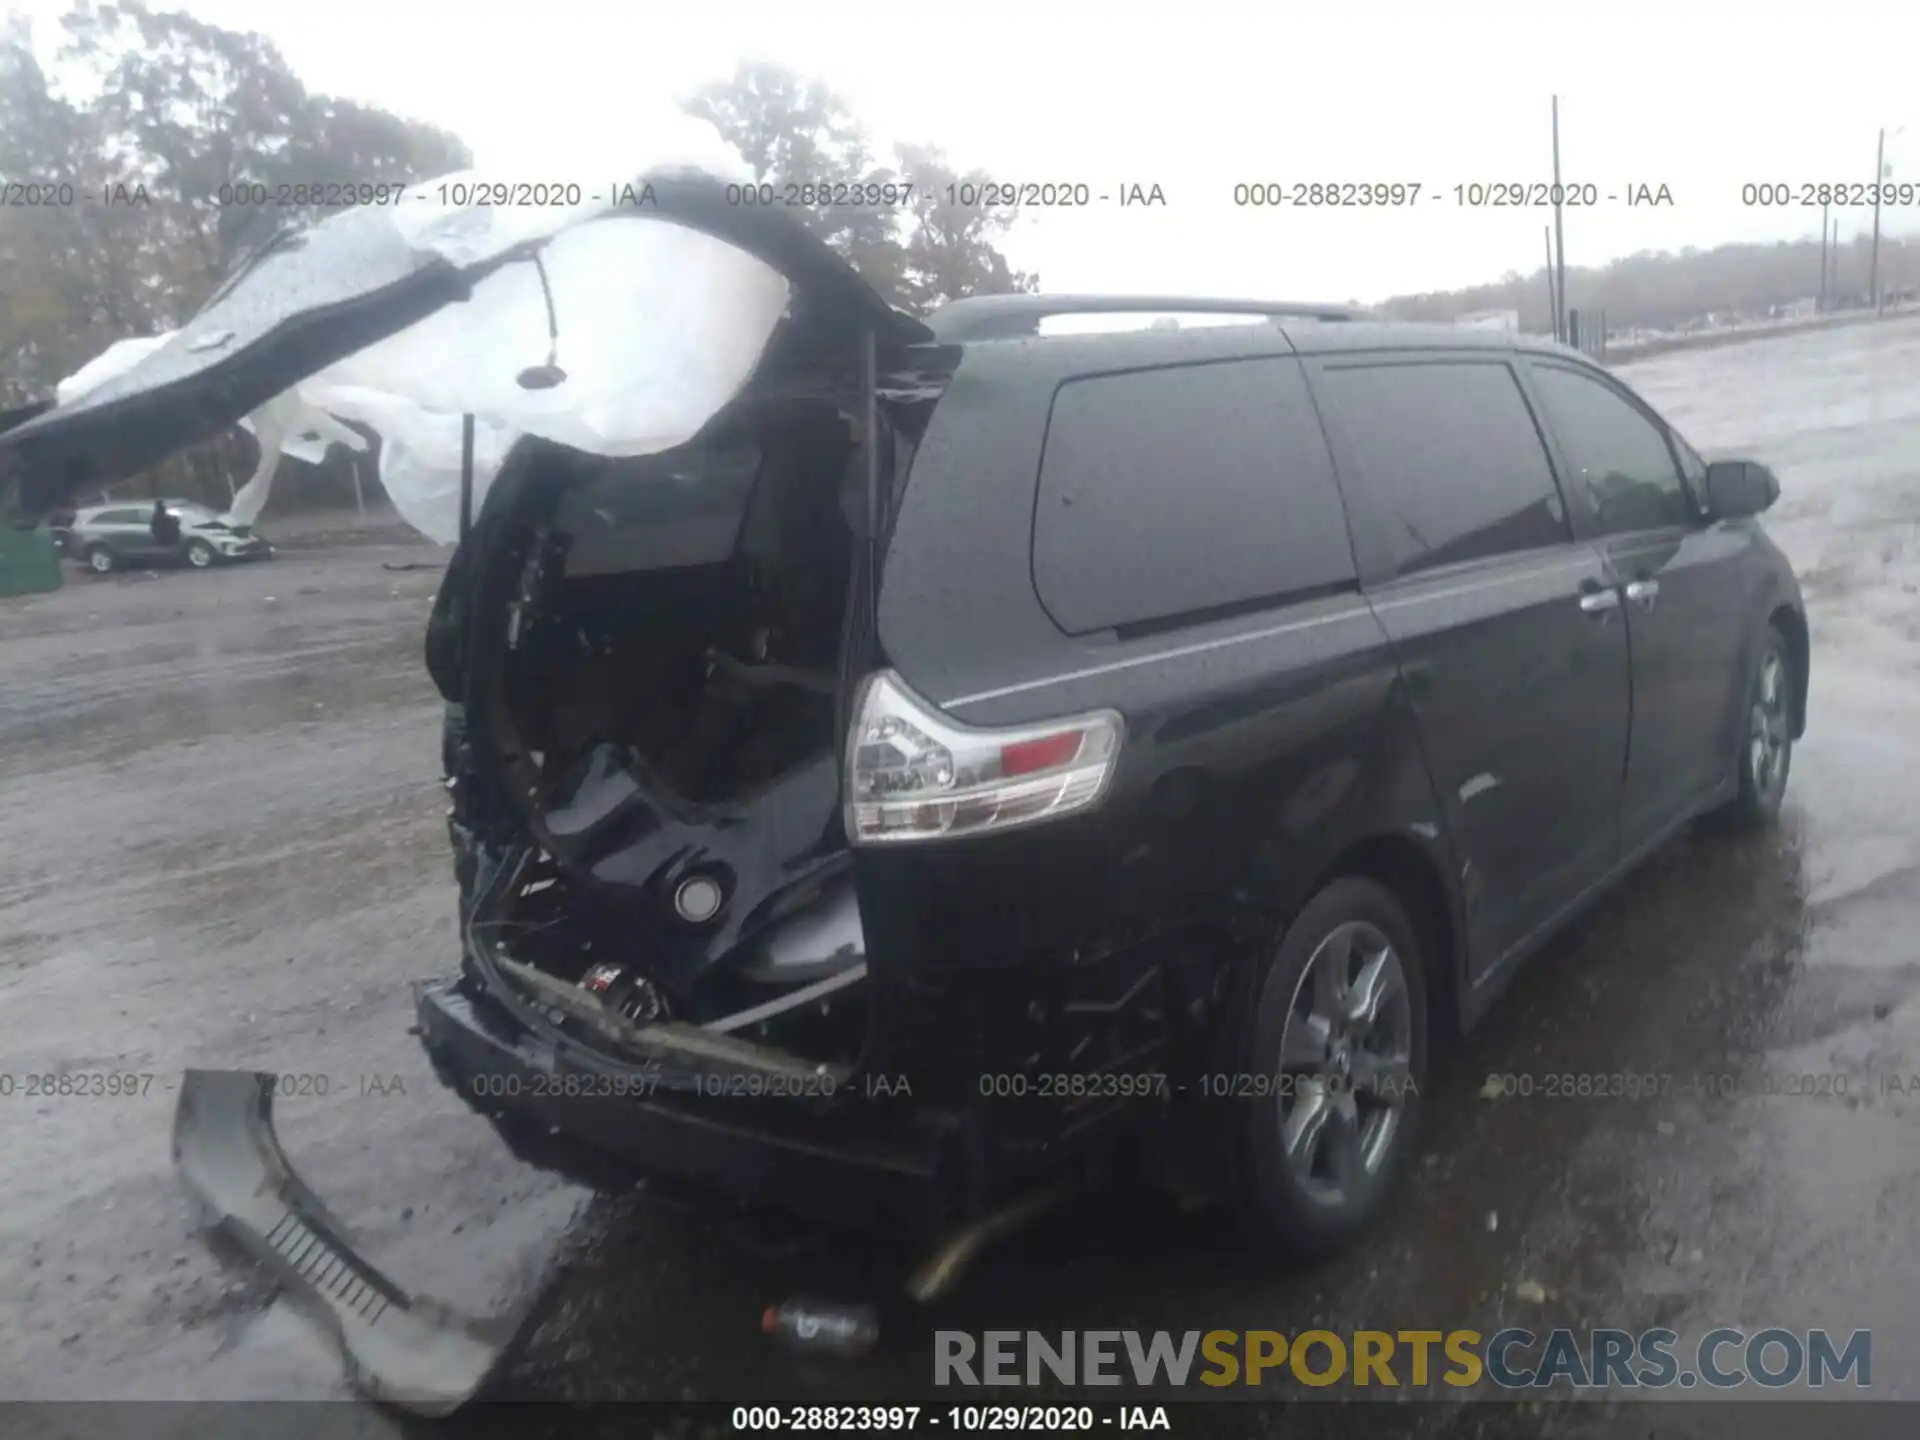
[55, 499, 275, 574]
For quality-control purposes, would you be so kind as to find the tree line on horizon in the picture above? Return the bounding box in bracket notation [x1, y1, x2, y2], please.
[3, 3, 1913, 511]
[0, 5, 1041, 510]
[1379, 231, 1916, 334]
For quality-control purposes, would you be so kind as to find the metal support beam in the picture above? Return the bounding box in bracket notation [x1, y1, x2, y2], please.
[458, 412, 475, 541]
[860, 326, 881, 621]
[1551, 96, 1569, 344]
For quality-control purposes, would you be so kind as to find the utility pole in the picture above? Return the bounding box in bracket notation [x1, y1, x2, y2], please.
[1820, 200, 1830, 309]
[1544, 226, 1559, 338]
[1551, 96, 1568, 344]
[1833, 215, 1842, 303]
[1871, 127, 1885, 314]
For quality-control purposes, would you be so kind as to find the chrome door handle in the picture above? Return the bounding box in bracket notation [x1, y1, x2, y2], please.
[1579, 588, 1621, 615]
[1625, 579, 1659, 608]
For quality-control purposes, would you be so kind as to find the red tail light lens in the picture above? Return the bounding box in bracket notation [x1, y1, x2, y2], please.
[998, 732, 1084, 777]
[845, 671, 1124, 844]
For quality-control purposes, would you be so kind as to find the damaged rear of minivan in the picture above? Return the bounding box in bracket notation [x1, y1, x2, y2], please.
[418, 328, 981, 1232]
[0, 171, 1151, 1250]
[416, 303, 1154, 1242]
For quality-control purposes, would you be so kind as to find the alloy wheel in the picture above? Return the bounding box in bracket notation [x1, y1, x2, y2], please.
[1748, 649, 1791, 802]
[1275, 919, 1414, 1207]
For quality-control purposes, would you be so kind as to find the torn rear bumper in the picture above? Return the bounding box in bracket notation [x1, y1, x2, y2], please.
[413, 975, 956, 1232]
[172, 1069, 522, 1415]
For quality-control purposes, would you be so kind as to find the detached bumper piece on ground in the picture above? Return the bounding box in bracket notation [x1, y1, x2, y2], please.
[171, 1069, 524, 1415]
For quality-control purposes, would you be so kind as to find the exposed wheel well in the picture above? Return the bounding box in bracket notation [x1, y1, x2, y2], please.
[1308, 834, 1463, 1044]
[1768, 605, 1808, 737]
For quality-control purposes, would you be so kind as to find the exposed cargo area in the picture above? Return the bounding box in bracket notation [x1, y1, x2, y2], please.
[457, 382, 889, 1069]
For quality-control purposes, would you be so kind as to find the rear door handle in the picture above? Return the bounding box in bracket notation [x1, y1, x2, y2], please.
[1579, 586, 1621, 615]
[1625, 579, 1659, 608]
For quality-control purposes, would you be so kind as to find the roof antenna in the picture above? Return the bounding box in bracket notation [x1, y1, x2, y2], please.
[516, 251, 568, 390]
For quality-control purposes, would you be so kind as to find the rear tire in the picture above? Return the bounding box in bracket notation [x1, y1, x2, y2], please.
[1715, 626, 1794, 831]
[85, 545, 116, 574]
[1237, 876, 1427, 1257]
[186, 539, 215, 569]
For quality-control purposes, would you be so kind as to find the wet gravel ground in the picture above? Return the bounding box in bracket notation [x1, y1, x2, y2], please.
[4, 317, 1920, 1436]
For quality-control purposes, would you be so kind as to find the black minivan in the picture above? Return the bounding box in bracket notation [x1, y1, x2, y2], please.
[0, 180, 1807, 1269]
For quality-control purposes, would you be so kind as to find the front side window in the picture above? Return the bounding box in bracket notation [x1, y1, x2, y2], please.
[1529, 363, 1689, 534]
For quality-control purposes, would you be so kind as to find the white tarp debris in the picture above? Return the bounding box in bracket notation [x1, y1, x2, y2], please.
[294, 207, 789, 541]
[226, 391, 371, 527]
[286, 386, 518, 543]
[55, 332, 372, 522]
[53, 115, 796, 544]
[55, 334, 170, 407]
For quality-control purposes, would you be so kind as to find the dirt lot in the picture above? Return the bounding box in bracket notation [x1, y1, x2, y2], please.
[4, 317, 1920, 1435]
[0, 536, 585, 1408]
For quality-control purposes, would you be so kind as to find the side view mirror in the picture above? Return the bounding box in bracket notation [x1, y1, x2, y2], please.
[1704, 459, 1780, 520]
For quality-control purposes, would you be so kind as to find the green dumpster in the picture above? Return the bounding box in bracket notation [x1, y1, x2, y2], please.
[0, 525, 64, 598]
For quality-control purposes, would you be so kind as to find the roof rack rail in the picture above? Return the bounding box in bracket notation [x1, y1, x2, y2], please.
[924, 294, 1377, 342]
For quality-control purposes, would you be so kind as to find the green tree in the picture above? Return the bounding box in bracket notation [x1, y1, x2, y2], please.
[0, 12, 158, 400]
[56, 0, 469, 296]
[894, 144, 1037, 312]
[682, 63, 1036, 316]
[684, 62, 909, 307]
[2, 2, 472, 507]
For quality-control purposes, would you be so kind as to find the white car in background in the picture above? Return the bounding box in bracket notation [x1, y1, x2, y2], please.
[54, 499, 275, 573]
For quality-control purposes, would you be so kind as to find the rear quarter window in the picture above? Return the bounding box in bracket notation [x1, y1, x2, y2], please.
[1031, 356, 1354, 635]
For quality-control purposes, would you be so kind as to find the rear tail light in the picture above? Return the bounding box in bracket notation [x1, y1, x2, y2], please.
[845, 671, 1124, 844]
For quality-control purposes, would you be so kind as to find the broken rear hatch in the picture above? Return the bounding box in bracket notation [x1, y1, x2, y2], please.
[0, 163, 935, 1080]
[0, 165, 928, 525]
[10, 160, 948, 1415]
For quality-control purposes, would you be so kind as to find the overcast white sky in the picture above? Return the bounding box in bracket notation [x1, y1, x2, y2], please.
[13, 0, 1920, 301]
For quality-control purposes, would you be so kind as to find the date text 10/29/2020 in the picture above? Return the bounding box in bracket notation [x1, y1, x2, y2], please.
[1476, 1070, 1920, 1101]
[1228, 181, 1676, 208]
[0, 1072, 410, 1100]
[463, 1066, 1920, 1105]
[460, 1069, 1421, 1105]
[730, 1405, 1172, 1432]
